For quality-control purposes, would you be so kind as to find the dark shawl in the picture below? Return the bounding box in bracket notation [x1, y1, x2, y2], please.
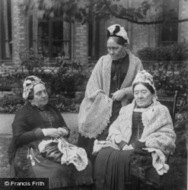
[8, 102, 69, 164]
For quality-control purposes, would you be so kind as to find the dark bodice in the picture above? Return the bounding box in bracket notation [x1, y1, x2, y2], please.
[109, 54, 130, 121]
[110, 54, 129, 95]
[39, 107, 61, 128]
[129, 111, 144, 144]
[8, 103, 68, 164]
[97, 55, 130, 140]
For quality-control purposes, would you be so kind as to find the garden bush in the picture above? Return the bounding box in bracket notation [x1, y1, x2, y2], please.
[50, 65, 86, 97]
[19, 48, 45, 75]
[152, 69, 188, 96]
[0, 94, 24, 113]
[138, 43, 188, 61]
[0, 58, 89, 113]
[137, 43, 188, 97]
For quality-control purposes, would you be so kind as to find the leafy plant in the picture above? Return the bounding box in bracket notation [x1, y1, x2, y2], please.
[153, 70, 188, 95]
[138, 43, 188, 96]
[0, 94, 24, 113]
[49, 94, 80, 113]
[19, 48, 45, 74]
[51, 60, 87, 98]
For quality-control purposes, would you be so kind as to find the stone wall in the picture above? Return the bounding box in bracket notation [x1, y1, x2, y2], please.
[11, 0, 27, 65]
[178, 0, 188, 43]
[73, 23, 88, 64]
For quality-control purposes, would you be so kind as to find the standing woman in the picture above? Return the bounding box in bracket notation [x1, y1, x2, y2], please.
[78, 24, 143, 161]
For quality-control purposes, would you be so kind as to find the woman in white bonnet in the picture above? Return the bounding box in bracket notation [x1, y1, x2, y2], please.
[94, 70, 176, 190]
[78, 24, 143, 162]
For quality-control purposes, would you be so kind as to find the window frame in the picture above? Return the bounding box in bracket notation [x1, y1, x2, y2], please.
[0, 0, 12, 64]
[159, 0, 178, 45]
[37, 18, 72, 60]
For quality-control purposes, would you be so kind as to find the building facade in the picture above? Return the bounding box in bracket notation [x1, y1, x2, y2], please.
[0, 0, 188, 66]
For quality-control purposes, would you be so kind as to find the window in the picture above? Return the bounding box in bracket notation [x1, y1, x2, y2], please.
[0, 0, 12, 61]
[88, 18, 100, 60]
[38, 19, 71, 59]
[160, 0, 178, 45]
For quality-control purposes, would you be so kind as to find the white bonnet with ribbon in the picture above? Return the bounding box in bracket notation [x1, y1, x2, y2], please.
[107, 24, 129, 44]
[132, 70, 156, 94]
[22, 75, 44, 100]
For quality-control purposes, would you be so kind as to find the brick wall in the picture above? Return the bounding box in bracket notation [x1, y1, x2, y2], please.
[102, 18, 159, 56]
[178, 0, 188, 43]
[131, 24, 158, 55]
[74, 23, 88, 64]
[96, 0, 160, 56]
[121, 0, 159, 54]
[11, 1, 89, 65]
[10, 0, 188, 66]
[12, 0, 27, 65]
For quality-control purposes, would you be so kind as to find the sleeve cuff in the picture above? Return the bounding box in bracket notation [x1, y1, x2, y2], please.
[132, 141, 146, 149]
[34, 128, 45, 139]
[117, 141, 127, 150]
[63, 127, 70, 138]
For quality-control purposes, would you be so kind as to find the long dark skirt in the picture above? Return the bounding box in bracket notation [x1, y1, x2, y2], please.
[94, 147, 161, 190]
[12, 145, 93, 190]
[94, 148, 135, 190]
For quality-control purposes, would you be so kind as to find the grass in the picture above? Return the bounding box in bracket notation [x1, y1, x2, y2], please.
[0, 134, 11, 177]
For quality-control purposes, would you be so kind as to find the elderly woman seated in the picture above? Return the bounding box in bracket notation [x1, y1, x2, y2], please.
[93, 70, 176, 190]
[8, 76, 93, 190]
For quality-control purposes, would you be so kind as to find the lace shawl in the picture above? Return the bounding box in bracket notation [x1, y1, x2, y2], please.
[78, 52, 143, 138]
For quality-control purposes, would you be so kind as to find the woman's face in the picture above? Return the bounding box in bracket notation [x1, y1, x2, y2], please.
[134, 83, 154, 108]
[107, 37, 126, 60]
[30, 83, 48, 107]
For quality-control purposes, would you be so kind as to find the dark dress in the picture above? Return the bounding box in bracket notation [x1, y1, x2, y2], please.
[94, 111, 161, 190]
[78, 55, 130, 162]
[8, 103, 93, 190]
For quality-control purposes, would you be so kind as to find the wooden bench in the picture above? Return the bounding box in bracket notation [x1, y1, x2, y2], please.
[158, 90, 187, 123]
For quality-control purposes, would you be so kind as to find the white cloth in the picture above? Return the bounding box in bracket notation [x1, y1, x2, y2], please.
[92, 139, 120, 155]
[144, 148, 170, 175]
[38, 138, 88, 171]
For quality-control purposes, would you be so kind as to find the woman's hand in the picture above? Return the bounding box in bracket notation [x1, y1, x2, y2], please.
[122, 144, 134, 151]
[112, 89, 126, 101]
[42, 128, 64, 138]
[57, 127, 68, 136]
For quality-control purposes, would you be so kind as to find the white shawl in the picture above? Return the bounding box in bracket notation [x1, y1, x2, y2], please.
[107, 100, 176, 175]
[107, 100, 176, 154]
[78, 52, 143, 138]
